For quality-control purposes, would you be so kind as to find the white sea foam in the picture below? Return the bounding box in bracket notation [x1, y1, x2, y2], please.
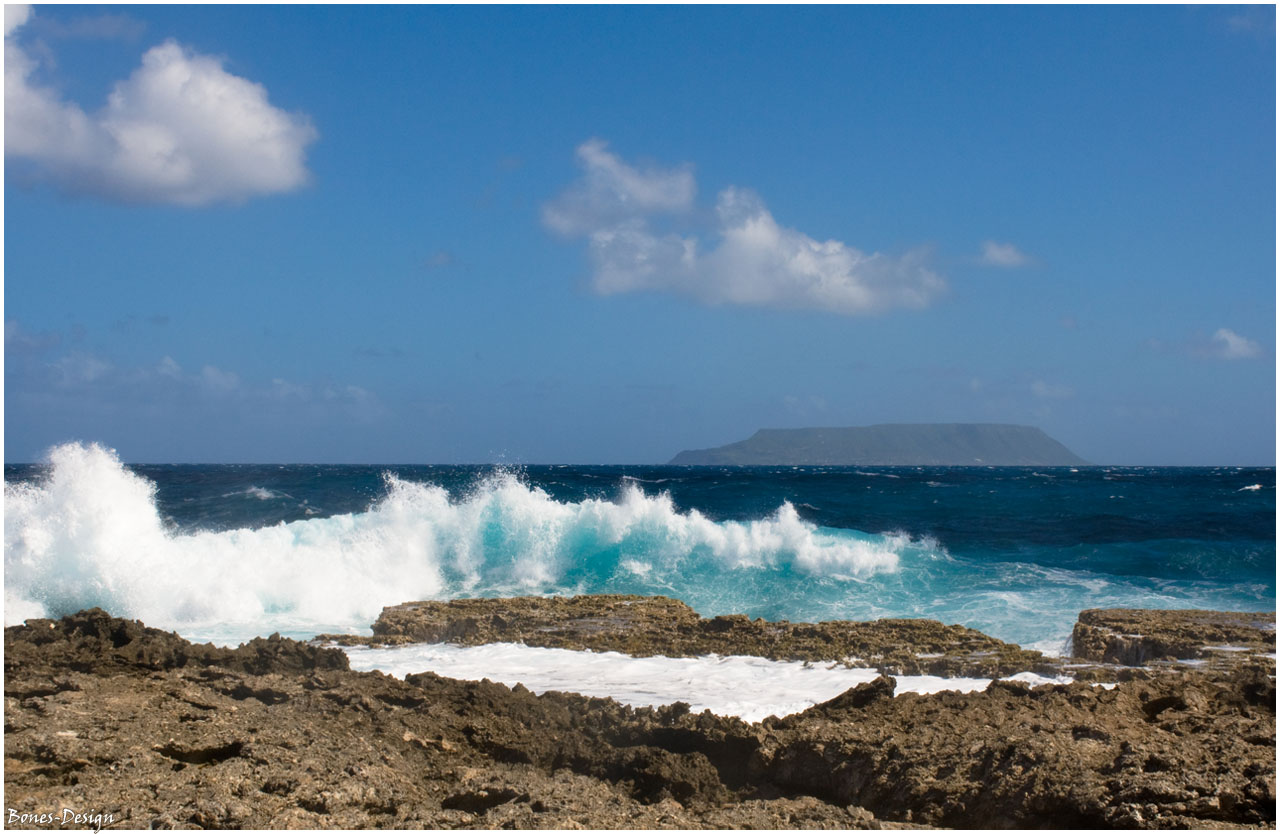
[1024, 636, 1072, 657]
[221, 486, 278, 500]
[342, 642, 1075, 723]
[4, 442, 902, 641]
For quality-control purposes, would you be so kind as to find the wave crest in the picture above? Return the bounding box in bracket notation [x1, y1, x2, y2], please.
[4, 442, 903, 639]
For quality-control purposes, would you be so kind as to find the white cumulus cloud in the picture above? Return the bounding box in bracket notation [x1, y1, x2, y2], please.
[4, 5, 317, 206]
[979, 240, 1031, 267]
[544, 141, 943, 316]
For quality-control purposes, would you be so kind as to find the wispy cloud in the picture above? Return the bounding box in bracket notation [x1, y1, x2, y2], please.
[1206, 328, 1262, 360]
[782, 394, 828, 418]
[544, 140, 944, 316]
[152, 356, 378, 410]
[979, 240, 1032, 268]
[423, 250, 457, 270]
[5, 318, 62, 354]
[156, 356, 183, 379]
[1226, 7, 1273, 34]
[200, 364, 241, 393]
[4, 5, 317, 206]
[51, 353, 113, 387]
[1227, 13, 1256, 31]
[542, 139, 696, 236]
[29, 10, 146, 41]
[1031, 379, 1074, 400]
[1148, 327, 1267, 361]
[7, 332, 380, 416]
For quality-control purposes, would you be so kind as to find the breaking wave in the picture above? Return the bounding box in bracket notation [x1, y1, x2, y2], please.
[4, 442, 909, 640]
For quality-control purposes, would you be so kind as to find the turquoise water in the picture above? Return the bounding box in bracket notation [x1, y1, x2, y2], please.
[4, 442, 1273, 650]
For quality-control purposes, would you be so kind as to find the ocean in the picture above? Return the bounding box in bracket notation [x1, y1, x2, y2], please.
[4, 441, 1274, 657]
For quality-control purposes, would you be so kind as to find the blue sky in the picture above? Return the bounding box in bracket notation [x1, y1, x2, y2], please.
[4, 4, 1275, 464]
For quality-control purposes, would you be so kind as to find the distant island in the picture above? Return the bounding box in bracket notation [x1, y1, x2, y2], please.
[669, 423, 1088, 466]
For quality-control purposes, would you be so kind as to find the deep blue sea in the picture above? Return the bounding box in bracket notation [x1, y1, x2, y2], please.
[5, 442, 1274, 653]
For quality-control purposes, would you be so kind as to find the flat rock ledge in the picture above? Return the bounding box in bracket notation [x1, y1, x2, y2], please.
[326, 595, 1276, 681]
[329, 594, 1058, 678]
[1072, 608, 1276, 669]
[6, 608, 1276, 829]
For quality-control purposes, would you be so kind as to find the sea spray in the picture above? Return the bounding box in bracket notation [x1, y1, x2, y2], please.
[4, 442, 906, 642]
[5, 442, 1272, 647]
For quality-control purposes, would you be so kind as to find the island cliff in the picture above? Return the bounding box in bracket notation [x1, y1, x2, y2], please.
[670, 423, 1088, 466]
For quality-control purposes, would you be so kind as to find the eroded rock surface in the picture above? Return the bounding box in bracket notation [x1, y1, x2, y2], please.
[1072, 608, 1276, 668]
[6, 608, 1275, 829]
[763, 670, 1275, 828]
[347, 595, 1054, 678]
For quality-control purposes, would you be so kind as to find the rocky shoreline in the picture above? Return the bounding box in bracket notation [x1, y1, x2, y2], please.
[5, 600, 1275, 829]
[338, 595, 1055, 678]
